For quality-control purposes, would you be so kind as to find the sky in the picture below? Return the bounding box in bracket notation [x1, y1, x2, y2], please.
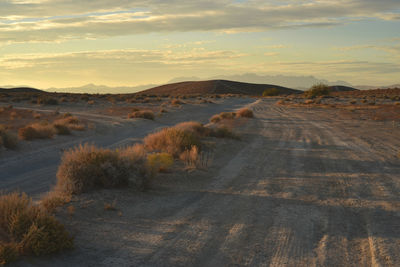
[0, 0, 400, 89]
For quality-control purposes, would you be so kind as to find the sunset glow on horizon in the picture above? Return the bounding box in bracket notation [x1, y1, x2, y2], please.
[1, 0, 400, 90]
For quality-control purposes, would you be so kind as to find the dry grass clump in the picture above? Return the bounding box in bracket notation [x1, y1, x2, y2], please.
[236, 108, 254, 118]
[210, 108, 253, 123]
[37, 97, 58, 105]
[18, 123, 56, 140]
[0, 126, 18, 149]
[209, 126, 238, 139]
[174, 121, 212, 137]
[210, 112, 236, 123]
[56, 143, 146, 194]
[144, 127, 201, 157]
[171, 99, 183, 106]
[147, 152, 174, 173]
[40, 191, 71, 213]
[128, 110, 155, 120]
[53, 115, 85, 132]
[179, 145, 212, 169]
[0, 192, 73, 265]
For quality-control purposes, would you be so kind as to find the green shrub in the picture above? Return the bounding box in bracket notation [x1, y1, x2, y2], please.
[262, 88, 280, 96]
[304, 83, 331, 99]
[147, 153, 174, 172]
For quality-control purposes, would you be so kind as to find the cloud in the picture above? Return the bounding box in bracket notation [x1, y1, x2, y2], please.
[0, 0, 399, 43]
[0, 48, 246, 69]
[335, 44, 400, 57]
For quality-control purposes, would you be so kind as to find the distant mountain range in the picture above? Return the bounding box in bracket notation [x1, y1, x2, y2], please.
[1, 73, 398, 94]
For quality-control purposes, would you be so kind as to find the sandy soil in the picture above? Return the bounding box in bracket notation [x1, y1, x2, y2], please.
[5, 98, 400, 266]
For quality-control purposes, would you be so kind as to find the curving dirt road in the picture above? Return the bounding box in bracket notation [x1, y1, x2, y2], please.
[9, 98, 400, 266]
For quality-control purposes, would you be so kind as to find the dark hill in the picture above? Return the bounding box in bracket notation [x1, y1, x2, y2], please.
[328, 85, 358, 92]
[0, 87, 43, 93]
[138, 80, 301, 96]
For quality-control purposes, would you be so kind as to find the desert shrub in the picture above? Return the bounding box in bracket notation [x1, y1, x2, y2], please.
[37, 97, 58, 105]
[128, 110, 155, 120]
[40, 191, 71, 213]
[236, 108, 254, 118]
[0, 127, 18, 149]
[171, 99, 182, 105]
[53, 124, 71, 135]
[147, 153, 174, 172]
[263, 88, 280, 96]
[56, 144, 146, 194]
[0, 192, 72, 264]
[304, 83, 331, 99]
[174, 121, 211, 137]
[53, 116, 85, 132]
[210, 112, 236, 123]
[144, 127, 201, 157]
[210, 114, 222, 123]
[179, 146, 200, 168]
[0, 243, 19, 265]
[210, 126, 238, 139]
[18, 123, 55, 140]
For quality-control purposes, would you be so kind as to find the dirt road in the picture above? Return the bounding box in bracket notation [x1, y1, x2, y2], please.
[10, 98, 400, 266]
[0, 98, 252, 196]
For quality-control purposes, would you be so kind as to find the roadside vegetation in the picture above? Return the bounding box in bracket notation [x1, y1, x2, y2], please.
[304, 83, 331, 99]
[0, 126, 18, 150]
[210, 108, 254, 123]
[0, 192, 73, 265]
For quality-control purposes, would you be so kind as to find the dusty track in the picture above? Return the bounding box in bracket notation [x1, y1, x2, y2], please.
[0, 98, 252, 196]
[8, 98, 400, 266]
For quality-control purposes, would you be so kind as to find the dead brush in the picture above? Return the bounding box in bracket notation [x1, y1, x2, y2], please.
[53, 116, 85, 132]
[0, 192, 73, 265]
[179, 146, 212, 169]
[18, 122, 56, 140]
[210, 112, 236, 123]
[236, 108, 254, 118]
[41, 190, 71, 213]
[171, 99, 183, 106]
[56, 143, 147, 194]
[104, 200, 117, 211]
[144, 127, 202, 157]
[128, 110, 155, 120]
[0, 126, 18, 149]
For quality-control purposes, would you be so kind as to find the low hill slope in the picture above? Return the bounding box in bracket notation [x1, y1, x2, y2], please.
[0, 87, 43, 93]
[138, 80, 301, 96]
[328, 85, 359, 92]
